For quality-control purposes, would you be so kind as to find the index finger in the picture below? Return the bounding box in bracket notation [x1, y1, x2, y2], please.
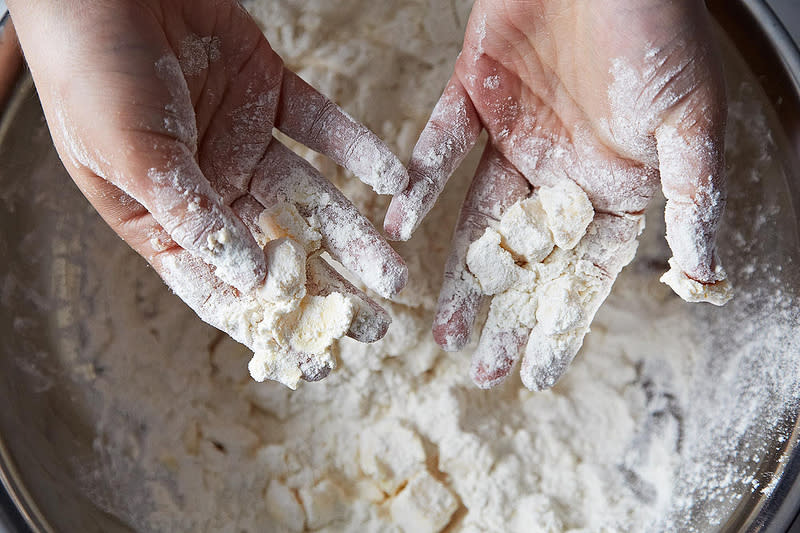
[249, 139, 408, 299]
[275, 69, 409, 195]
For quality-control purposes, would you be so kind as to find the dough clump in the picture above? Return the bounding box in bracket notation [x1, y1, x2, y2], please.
[233, 202, 355, 389]
[660, 257, 733, 305]
[467, 180, 605, 389]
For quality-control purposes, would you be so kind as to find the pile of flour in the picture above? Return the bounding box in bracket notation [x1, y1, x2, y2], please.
[40, 2, 798, 533]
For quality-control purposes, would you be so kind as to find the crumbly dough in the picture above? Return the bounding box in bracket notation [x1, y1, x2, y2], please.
[237, 203, 355, 389]
[467, 181, 604, 373]
[265, 479, 306, 531]
[358, 422, 427, 494]
[660, 257, 733, 305]
[389, 471, 459, 532]
[298, 479, 349, 529]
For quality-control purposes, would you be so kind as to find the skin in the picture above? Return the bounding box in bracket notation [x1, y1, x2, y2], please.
[384, 0, 728, 390]
[8, 0, 410, 381]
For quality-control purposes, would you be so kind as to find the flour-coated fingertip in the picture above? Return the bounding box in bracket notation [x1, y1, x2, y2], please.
[364, 250, 409, 299]
[519, 361, 557, 392]
[470, 358, 513, 389]
[370, 155, 410, 196]
[299, 356, 333, 382]
[521, 330, 585, 391]
[380, 259, 409, 298]
[226, 256, 268, 293]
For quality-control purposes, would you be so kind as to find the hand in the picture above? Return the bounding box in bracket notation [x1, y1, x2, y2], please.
[9, 0, 409, 382]
[384, 0, 727, 390]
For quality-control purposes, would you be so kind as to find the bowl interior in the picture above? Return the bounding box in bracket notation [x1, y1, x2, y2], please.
[1, 7, 799, 533]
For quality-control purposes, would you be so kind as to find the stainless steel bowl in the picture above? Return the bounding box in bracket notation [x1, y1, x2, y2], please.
[0, 1, 799, 532]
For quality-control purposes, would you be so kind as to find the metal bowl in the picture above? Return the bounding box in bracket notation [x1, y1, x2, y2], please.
[0, 1, 799, 531]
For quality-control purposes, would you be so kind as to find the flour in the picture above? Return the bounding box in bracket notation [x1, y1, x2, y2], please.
[25, 2, 798, 533]
[178, 34, 222, 77]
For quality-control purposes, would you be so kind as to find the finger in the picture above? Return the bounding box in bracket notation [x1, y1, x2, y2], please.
[384, 74, 482, 241]
[249, 139, 408, 299]
[470, 298, 530, 389]
[306, 256, 392, 344]
[74, 173, 332, 386]
[433, 145, 530, 351]
[656, 107, 727, 283]
[275, 69, 409, 195]
[520, 329, 587, 392]
[118, 138, 267, 292]
[519, 213, 643, 391]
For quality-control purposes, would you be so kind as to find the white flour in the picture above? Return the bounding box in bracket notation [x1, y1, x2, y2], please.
[22, 2, 798, 533]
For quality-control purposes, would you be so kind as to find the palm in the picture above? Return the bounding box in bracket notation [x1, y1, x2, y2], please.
[11, 0, 410, 384]
[384, 0, 728, 390]
[458, 0, 723, 215]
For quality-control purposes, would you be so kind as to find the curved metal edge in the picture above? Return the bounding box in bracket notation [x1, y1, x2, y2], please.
[0, 78, 46, 533]
[727, 2, 800, 532]
[0, 8, 41, 533]
[0, 483, 32, 533]
[743, 4, 800, 533]
[0, 7, 22, 112]
[749, 1, 800, 95]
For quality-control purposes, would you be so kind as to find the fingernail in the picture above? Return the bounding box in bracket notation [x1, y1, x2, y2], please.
[299, 356, 334, 382]
[348, 303, 392, 343]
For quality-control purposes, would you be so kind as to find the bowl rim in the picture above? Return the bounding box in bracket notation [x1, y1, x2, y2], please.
[708, 4, 800, 532]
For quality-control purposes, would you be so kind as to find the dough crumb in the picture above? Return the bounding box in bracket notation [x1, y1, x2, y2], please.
[359, 422, 427, 493]
[538, 179, 594, 250]
[466, 228, 520, 295]
[660, 257, 733, 305]
[299, 479, 349, 529]
[467, 180, 604, 389]
[265, 480, 306, 532]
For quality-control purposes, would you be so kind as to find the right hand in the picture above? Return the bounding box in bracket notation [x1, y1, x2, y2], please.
[9, 0, 409, 381]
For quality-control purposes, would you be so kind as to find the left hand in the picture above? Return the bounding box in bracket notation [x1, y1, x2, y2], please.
[384, 0, 728, 390]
